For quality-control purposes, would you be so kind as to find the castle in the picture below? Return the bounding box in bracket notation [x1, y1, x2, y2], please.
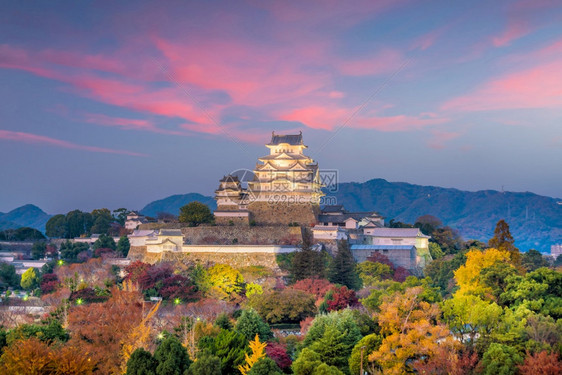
[129, 131, 432, 273]
[214, 131, 323, 226]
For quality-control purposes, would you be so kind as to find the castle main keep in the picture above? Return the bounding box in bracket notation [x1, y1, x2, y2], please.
[214, 131, 324, 226]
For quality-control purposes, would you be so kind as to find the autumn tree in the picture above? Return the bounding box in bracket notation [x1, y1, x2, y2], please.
[179, 201, 214, 226]
[518, 351, 562, 375]
[249, 288, 316, 324]
[0, 337, 53, 374]
[369, 286, 458, 374]
[489, 219, 520, 265]
[20, 267, 39, 290]
[239, 334, 267, 375]
[67, 287, 145, 374]
[207, 263, 244, 299]
[454, 248, 513, 299]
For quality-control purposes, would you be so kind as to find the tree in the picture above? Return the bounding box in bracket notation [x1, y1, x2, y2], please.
[302, 309, 362, 373]
[415, 215, 442, 235]
[0, 262, 19, 290]
[154, 335, 192, 375]
[369, 287, 458, 375]
[429, 242, 444, 259]
[179, 201, 213, 226]
[479, 343, 523, 375]
[249, 289, 316, 324]
[31, 241, 47, 260]
[91, 208, 114, 234]
[248, 357, 283, 375]
[442, 294, 503, 348]
[348, 334, 382, 375]
[321, 285, 359, 312]
[93, 233, 116, 251]
[208, 263, 244, 299]
[46, 214, 67, 238]
[113, 208, 129, 226]
[117, 236, 131, 257]
[328, 240, 361, 290]
[291, 228, 326, 281]
[66, 210, 93, 238]
[235, 309, 273, 341]
[518, 351, 562, 375]
[291, 278, 334, 300]
[186, 352, 222, 375]
[454, 248, 513, 298]
[292, 348, 343, 375]
[126, 348, 158, 375]
[489, 219, 520, 265]
[265, 342, 292, 371]
[521, 250, 549, 272]
[239, 334, 267, 375]
[21, 267, 39, 290]
[199, 329, 247, 374]
[0, 337, 53, 374]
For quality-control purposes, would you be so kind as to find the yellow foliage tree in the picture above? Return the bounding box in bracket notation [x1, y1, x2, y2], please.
[238, 334, 267, 375]
[454, 248, 512, 298]
[120, 300, 161, 372]
[368, 287, 458, 375]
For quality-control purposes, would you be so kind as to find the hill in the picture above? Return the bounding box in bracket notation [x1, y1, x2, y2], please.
[330, 179, 562, 252]
[140, 193, 217, 217]
[141, 179, 562, 252]
[0, 204, 52, 233]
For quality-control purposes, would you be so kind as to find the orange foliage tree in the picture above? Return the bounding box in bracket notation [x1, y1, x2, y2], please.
[238, 334, 267, 375]
[369, 287, 458, 375]
[67, 287, 146, 374]
[518, 351, 562, 375]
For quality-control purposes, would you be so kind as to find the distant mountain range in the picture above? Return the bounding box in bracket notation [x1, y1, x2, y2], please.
[4, 179, 561, 252]
[0, 204, 52, 233]
[139, 179, 562, 252]
[140, 193, 217, 217]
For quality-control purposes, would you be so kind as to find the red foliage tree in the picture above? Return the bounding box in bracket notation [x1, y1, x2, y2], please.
[70, 287, 110, 303]
[291, 278, 334, 300]
[300, 316, 314, 335]
[40, 273, 60, 294]
[324, 285, 359, 312]
[124, 261, 151, 284]
[266, 342, 292, 371]
[392, 267, 410, 282]
[366, 253, 394, 268]
[518, 351, 562, 375]
[94, 247, 116, 258]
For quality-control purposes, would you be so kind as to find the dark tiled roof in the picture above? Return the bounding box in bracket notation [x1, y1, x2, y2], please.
[268, 132, 303, 145]
[158, 229, 183, 236]
[220, 175, 240, 183]
[322, 205, 345, 213]
[317, 212, 381, 223]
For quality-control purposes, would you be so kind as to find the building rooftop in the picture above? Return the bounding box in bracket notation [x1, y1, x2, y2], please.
[366, 228, 430, 238]
[317, 212, 382, 224]
[351, 244, 416, 250]
[158, 229, 183, 236]
[267, 131, 303, 146]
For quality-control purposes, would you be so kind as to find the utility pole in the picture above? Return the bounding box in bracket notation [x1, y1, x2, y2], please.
[360, 345, 366, 375]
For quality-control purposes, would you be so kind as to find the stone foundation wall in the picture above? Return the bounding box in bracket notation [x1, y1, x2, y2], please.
[181, 225, 303, 245]
[128, 246, 284, 273]
[248, 202, 319, 226]
[214, 215, 250, 226]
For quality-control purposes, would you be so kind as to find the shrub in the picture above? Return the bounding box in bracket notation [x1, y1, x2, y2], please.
[249, 289, 317, 324]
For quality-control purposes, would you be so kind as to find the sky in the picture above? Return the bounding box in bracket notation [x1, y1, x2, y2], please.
[1, 0, 562, 214]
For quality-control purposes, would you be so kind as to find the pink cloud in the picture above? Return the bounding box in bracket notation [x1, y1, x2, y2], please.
[81, 113, 153, 130]
[0, 130, 146, 156]
[280, 105, 448, 132]
[427, 130, 461, 149]
[492, 21, 530, 47]
[442, 59, 562, 112]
